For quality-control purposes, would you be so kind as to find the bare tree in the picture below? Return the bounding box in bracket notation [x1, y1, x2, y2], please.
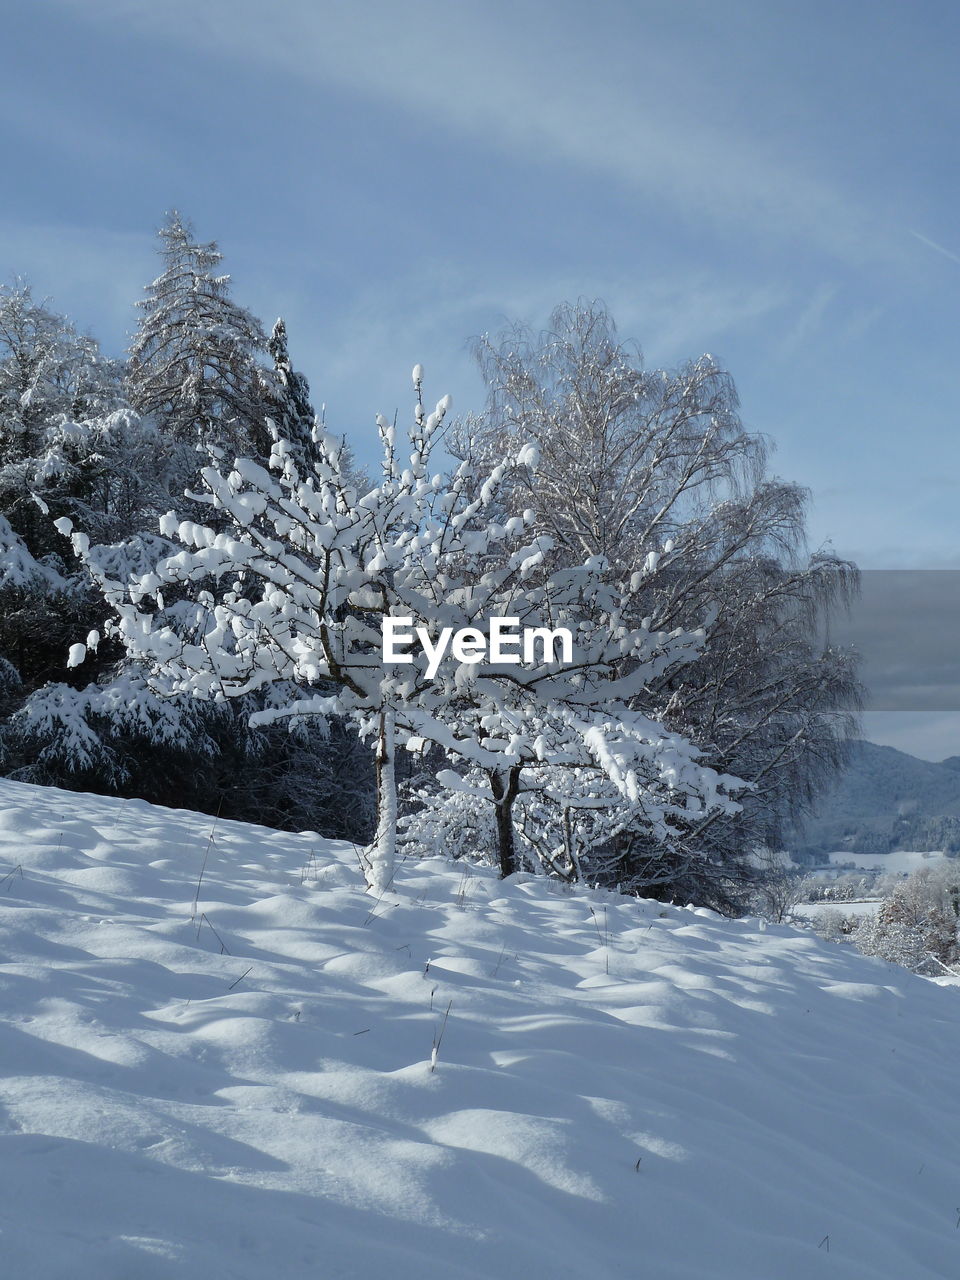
[454, 300, 862, 911]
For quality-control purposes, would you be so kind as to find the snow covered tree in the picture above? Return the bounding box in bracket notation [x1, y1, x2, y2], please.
[63, 365, 740, 891]
[454, 300, 862, 909]
[60, 372, 468, 889]
[261, 316, 366, 489]
[401, 763, 659, 884]
[0, 406, 212, 793]
[853, 862, 960, 974]
[262, 318, 319, 471]
[128, 212, 272, 464]
[0, 283, 130, 696]
[389, 535, 741, 880]
[0, 282, 226, 796]
[0, 280, 122, 469]
[0, 281, 127, 551]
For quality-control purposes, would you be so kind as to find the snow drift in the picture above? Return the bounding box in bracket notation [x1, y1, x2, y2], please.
[0, 778, 958, 1279]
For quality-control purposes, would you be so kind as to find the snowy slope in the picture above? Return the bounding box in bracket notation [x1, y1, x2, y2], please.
[2, 781, 960, 1280]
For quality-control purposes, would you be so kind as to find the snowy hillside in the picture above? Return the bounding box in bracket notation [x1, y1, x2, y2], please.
[797, 740, 960, 857]
[3, 781, 960, 1280]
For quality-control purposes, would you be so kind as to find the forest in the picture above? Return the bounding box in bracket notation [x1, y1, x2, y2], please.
[0, 213, 862, 914]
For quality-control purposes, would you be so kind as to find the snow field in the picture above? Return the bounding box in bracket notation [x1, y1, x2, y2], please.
[825, 850, 948, 873]
[1, 779, 959, 1278]
[792, 900, 880, 919]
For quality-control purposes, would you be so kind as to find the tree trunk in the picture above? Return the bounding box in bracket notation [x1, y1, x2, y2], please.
[490, 765, 522, 878]
[369, 706, 396, 893]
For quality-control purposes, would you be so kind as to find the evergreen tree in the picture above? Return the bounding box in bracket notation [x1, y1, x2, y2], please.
[263, 316, 366, 487]
[128, 212, 272, 464]
[0, 282, 128, 692]
[264, 318, 316, 469]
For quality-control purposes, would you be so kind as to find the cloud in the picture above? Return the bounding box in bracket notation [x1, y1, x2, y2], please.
[910, 230, 960, 268]
[256, 255, 786, 471]
[775, 283, 838, 359]
[862, 711, 960, 763]
[49, 0, 900, 266]
[827, 571, 960, 710]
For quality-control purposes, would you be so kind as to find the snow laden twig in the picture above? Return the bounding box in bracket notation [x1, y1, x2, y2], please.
[0, 863, 24, 891]
[430, 999, 453, 1073]
[192, 803, 221, 922]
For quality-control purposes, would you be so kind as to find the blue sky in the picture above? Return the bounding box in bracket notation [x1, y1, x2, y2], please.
[2, 0, 959, 756]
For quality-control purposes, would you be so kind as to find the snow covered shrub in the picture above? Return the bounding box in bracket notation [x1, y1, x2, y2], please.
[400, 764, 637, 881]
[746, 847, 810, 922]
[851, 863, 960, 974]
[399, 772, 498, 867]
[812, 908, 859, 943]
[852, 909, 932, 973]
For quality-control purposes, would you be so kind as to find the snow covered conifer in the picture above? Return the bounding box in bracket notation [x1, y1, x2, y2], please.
[0, 283, 129, 695]
[129, 212, 272, 463]
[263, 318, 318, 470]
[262, 317, 366, 488]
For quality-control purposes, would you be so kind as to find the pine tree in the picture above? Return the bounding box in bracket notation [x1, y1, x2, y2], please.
[0, 282, 129, 692]
[128, 212, 271, 463]
[263, 316, 366, 487]
[264, 318, 316, 468]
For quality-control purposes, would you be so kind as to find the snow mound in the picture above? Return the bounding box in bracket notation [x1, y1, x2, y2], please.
[1, 779, 959, 1279]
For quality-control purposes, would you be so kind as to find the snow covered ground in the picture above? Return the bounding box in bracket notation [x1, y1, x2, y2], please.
[792, 899, 880, 920]
[2, 779, 960, 1280]
[825, 849, 948, 874]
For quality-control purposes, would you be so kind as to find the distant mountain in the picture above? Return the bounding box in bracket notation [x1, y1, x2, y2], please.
[792, 740, 960, 859]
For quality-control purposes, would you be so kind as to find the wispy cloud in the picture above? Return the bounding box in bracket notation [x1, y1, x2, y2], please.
[49, 0, 899, 267]
[776, 283, 838, 359]
[862, 710, 960, 761]
[269, 257, 785, 470]
[910, 230, 960, 267]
